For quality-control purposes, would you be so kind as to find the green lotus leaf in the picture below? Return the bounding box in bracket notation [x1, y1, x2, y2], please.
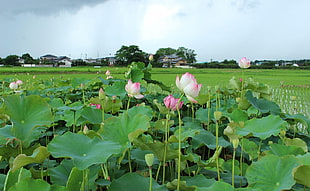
[245, 91, 281, 115]
[293, 165, 310, 188]
[284, 137, 308, 153]
[66, 167, 83, 191]
[172, 121, 201, 142]
[132, 136, 178, 162]
[8, 178, 68, 191]
[246, 155, 300, 191]
[80, 107, 103, 125]
[184, 175, 216, 188]
[105, 80, 127, 98]
[49, 160, 74, 186]
[227, 108, 248, 122]
[196, 181, 235, 191]
[269, 144, 304, 156]
[0, 174, 6, 191]
[48, 132, 121, 170]
[284, 113, 310, 132]
[236, 115, 287, 140]
[71, 78, 91, 88]
[191, 129, 231, 149]
[2, 95, 53, 147]
[12, 146, 50, 172]
[296, 153, 310, 165]
[100, 106, 151, 151]
[4, 168, 32, 191]
[242, 139, 259, 160]
[109, 173, 167, 191]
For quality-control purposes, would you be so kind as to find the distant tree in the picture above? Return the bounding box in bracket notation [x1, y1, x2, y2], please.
[0, 57, 4, 65]
[154, 47, 177, 62]
[154, 47, 197, 63]
[72, 59, 86, 66]
[4, 55, 19, 66]
[115, 45, 147, 66]
[21, 53, 35, 64]
[176, 47, 197, 63]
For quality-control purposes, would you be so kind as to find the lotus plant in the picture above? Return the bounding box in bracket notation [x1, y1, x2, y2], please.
[238, 57, 250, 99]
[176, 72, 202, 103]
[162, 95, 183, 183]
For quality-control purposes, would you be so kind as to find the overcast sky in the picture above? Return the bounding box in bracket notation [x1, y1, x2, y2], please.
[1, 0, 309, 62]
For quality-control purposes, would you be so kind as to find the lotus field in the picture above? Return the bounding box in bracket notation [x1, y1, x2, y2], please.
[0, 60, 310, 191]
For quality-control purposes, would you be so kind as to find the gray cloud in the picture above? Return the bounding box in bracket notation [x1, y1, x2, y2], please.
[0, 0, 109, 16]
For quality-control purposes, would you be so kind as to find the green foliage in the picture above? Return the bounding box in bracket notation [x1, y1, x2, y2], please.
[1, 95, 53, 147]
[246, 155, 300, 191]
[0, 68, 309, 190]
[48, 132, 121, 170]
[4, 55, 19, 66]
[115, 45, 147, 66]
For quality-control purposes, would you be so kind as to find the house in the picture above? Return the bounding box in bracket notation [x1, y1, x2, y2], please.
[159, 54, 188, 68]
[39, 54, 72, 67]
[58, 56, 72, 67]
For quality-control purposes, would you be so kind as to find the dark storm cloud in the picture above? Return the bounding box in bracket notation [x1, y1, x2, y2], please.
[0, 0, 109, 16]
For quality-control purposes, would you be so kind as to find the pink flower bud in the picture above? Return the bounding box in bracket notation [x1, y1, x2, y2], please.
[164, 95, 183, 111]
[16, 80, 23, 85]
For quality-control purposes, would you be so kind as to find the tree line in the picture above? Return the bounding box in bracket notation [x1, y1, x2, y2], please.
[0, 45, 197, 67]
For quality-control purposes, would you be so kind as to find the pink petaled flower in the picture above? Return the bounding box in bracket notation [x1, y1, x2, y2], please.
[164, 95, 183, 111]
[105, 70, 111, 75]
[9, 82, 18, 90]
[176, 72, 202, 103]
[149, 54, 154, 61]
[16, 80, 23, 85]
[125, 79, 144, 99]
[238, 57, 251, 69]
[90, 104, 101, 109]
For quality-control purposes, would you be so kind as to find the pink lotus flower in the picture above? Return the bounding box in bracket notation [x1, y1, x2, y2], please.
[125, 79, 144, 99]
[16, 80, 23, 85]
[105, 70, 111, 75]
[164, 95, 183, 111]
[149, 54, 154, 61]
[90, 104, 101, 109]
[9, 82, 18, 90]
[176, 72, 202, 103]
[238, 57, 251, 68]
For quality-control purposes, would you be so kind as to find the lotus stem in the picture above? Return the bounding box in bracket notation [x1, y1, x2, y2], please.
[232, 148, 236, 187]
[149, 167, 153, 191]
[177, 108, 182, 190]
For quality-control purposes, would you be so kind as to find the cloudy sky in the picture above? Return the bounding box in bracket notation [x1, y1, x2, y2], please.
[1, 0, 309, 62]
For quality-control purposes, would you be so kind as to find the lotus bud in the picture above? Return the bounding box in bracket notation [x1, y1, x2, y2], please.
[83, 125, 89, 134]
[99, 88, 105, 100]
[279, 130, 286, 138]
[145, 153, 154, 167]
[232, 139, 239, 149]
[149, 54, 154, 61]
[214, 111, 222, 121]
